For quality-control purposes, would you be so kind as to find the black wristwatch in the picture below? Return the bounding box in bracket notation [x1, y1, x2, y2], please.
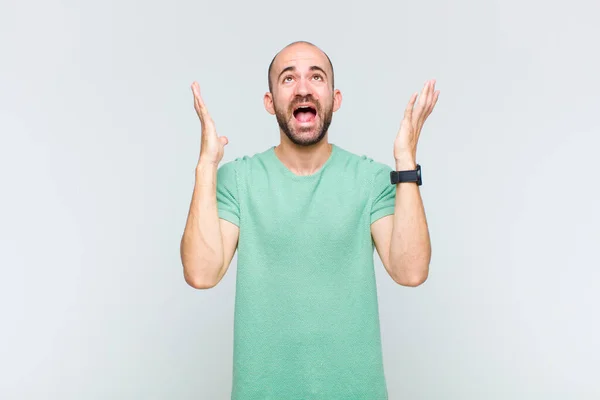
[390, 164, 422, 186]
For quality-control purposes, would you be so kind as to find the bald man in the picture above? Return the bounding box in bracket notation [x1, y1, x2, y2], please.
[180, 41, 440, 399]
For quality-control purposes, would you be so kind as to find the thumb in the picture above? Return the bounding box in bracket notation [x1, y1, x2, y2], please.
[219, 136, 229, 146]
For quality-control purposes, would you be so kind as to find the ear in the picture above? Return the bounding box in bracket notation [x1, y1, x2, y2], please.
[332, 89, 342, 112]
[264, 92, 275, 115]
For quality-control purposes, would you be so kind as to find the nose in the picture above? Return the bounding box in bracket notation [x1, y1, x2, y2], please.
[294, 76, 311, 97]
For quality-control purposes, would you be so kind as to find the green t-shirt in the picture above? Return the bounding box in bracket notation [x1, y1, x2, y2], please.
[216, 143, 396, 400]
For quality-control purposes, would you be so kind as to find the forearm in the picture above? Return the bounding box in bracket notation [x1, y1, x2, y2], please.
[389, 160, 431, 286]
[180, 162, 224, 288]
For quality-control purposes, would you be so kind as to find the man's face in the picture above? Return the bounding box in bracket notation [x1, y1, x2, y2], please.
[265, 44, 341, 146]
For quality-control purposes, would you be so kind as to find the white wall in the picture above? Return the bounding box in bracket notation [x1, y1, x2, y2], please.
[1, 0, 599, 398]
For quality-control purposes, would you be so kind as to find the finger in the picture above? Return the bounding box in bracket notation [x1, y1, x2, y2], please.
[426, 80, 435, 107]
[421, 81, 434, 119]
[421, 80, 434, 114]
[418, 80, 430, 108]
[219, 136, 229, 146]
[191, 83, 202, 118]
[404, 92, 418, 121]
[412, 82, 429, 123]
[426, 90, 440, 118]
[191, 81, 202, 103]
[191, 82, 208, 120]
[418, 80, 435, 122]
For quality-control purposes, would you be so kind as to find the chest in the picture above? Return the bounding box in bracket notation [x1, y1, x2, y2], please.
[240, 177, 371, 252]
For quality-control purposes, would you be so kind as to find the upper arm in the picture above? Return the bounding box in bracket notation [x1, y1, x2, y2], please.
[371, 215, 394, 279]
[213, 159, 241, 285]
[368, 161, 396, 281]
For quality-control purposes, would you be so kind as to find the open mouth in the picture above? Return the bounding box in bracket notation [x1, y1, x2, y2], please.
[293, 105, 317, 123]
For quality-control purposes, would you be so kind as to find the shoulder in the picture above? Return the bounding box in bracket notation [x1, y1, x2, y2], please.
[333, 144, 393, 175]
[218, 146, 271, 170]
[217, 146, 276, 187]
[332, 145, 394, 201]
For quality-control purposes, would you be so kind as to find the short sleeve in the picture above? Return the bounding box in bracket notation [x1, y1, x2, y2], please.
[370, 163, 396, 224]
[216, 160, 240, 227]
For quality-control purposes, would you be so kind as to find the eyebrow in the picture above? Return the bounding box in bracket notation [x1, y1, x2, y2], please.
[277, 65, 328, 81]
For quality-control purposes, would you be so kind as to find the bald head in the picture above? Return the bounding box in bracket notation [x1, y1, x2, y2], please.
[267, 41, 335, 92]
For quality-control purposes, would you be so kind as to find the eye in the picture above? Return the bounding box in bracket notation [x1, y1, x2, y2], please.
[313, 74, 323, 81]
[283, 75, 293, 83]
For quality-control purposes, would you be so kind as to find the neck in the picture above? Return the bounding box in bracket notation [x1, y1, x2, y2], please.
[274, 135, 332, 176]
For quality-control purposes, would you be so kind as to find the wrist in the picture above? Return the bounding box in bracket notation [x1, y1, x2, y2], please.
[196, 160, 219, 171]
[195, 162, 218, 181]
[394, 150, 416, 170]
[395, 159, 417, 170]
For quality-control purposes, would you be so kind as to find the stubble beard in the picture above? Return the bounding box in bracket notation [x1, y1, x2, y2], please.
[274, 96, 333, 147]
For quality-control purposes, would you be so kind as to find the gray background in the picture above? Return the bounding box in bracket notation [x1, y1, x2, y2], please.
[1, 0, 599, 398]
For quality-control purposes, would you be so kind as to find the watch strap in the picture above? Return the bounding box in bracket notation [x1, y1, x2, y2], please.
[390, 164, 422, 185]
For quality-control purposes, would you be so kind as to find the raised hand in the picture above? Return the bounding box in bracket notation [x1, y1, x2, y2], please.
[191, 82, 229, 166]
[394, 79, 440, 168]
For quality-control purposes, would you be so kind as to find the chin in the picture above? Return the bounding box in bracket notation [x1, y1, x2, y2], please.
[287, 135, 319, 146]
[287, 127, 326, 146]
[292, 138, 323, 146]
